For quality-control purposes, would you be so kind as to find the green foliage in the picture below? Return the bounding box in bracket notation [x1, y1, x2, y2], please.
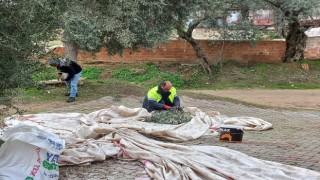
[110, 61, 320, 90]
[112, 68, 135, 81]
[32, 67, 56, 81]
[143, 63, 158, 71]
[0, 0, 62, 114]
[32, 66, 102, 81]
[267, 31, 282, 39]
[17, 79, 146, 109]
[20, 87, 47, 101]
[61, 0, 174, 55]
[314, 60, 320, 66]
[112, 63, 185, 88]
[208, 61, 320, 89]
[255, 63, 270, 69]
[1, 0, 320, 115]
[187, 69, 215, 88]
[299, 59, 311, 64]
[82, 67, 102, 79]
[301, 59, 320, 71]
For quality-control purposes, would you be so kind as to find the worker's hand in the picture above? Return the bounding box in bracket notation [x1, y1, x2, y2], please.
[61, 78, 66, 82]
[173, 106, 183, 111]
[163, 105, 172, 110]
[57, 74, 62, 81]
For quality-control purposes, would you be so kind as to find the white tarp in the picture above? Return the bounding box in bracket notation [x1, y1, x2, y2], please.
[2, 106, 272, 143]
[2, 106, 319, 179]
[117, 129, 320, 180]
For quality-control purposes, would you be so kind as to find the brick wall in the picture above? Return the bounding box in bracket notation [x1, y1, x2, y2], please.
[50, 38, 319, 64]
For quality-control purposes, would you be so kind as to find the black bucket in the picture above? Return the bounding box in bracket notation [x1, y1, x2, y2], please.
[219, 125, 244, 142]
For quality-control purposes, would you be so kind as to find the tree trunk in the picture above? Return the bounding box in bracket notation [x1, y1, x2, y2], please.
[62, 33, 79, 62]
[175, 18, 213, 75]
[177, 27, 213, 74]
[284, 21, 307, 62]
[186, 38, 213, 75]
[62, 41, 79, 63]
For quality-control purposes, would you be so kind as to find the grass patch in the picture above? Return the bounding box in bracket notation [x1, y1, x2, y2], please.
[109, 60, 320, 90]
[33, 66, 103, 82]
[82, 67, 101, 79]
[112, 63, 185, 88]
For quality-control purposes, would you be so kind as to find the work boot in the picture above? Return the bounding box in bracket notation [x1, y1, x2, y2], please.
[64, 93, 78, 97]
[66, 97, 76, 103]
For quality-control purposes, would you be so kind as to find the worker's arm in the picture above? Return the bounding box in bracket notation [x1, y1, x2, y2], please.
[173, 95, 180, 107]
[148, 100, 170, 110]
[60, 66, 75, 81]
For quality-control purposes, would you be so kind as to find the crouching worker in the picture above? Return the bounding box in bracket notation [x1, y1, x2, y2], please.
[142, 80, 181, 112]
[48, 58, 82, 103]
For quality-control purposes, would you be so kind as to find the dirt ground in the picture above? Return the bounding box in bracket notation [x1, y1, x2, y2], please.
[184, 89, 320, 110]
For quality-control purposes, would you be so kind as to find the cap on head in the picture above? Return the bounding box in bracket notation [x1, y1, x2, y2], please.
[48, 59, 60, 66]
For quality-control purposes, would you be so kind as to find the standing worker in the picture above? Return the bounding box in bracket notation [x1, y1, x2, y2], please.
[48, 58, 82, 103]
[142, 80, 181, 112]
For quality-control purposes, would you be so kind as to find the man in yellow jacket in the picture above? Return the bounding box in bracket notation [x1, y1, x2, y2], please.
[142, 80, 181, 112]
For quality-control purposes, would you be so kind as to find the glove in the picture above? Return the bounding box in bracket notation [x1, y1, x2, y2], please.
[61, 78, 66, 81]
[163, 105, 172, 110]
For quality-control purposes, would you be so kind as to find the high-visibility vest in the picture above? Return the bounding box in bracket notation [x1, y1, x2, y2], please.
[147, 86, 177, 103]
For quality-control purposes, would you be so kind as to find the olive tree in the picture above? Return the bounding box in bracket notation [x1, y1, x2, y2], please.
[161, 0, 266, 74]
[60, 0, 235, 74]
[167, 0, 320, 69]
[39, 0, 320, 76]
[60, 0, 176, 62]
[258, 0, 320, 62]
[167, 0, 230, 75]
[0, 0, 180, 115]
[0, 0, 61, 115]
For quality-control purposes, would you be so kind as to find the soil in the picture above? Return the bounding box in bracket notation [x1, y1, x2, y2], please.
[184, 89, 320, 110]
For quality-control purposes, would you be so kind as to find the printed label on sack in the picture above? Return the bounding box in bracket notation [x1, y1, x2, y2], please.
[36, 135, 64, 151]
[25, 147, 60, 180]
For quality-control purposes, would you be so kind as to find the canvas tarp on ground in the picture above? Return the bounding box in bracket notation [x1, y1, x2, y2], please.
[1, 106, 319, 179]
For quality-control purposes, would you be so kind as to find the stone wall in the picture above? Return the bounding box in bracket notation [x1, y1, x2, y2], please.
[50, 38, 319, 65]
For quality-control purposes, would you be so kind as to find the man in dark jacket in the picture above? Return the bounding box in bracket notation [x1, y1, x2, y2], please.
[142, 80, 181, 112]
[48, 58, 82, 102]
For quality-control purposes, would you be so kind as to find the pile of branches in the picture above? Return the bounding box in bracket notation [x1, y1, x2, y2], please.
[146, 109, 192, 125]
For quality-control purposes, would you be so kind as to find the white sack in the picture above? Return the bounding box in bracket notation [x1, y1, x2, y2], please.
[0, 125, 65, 180]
